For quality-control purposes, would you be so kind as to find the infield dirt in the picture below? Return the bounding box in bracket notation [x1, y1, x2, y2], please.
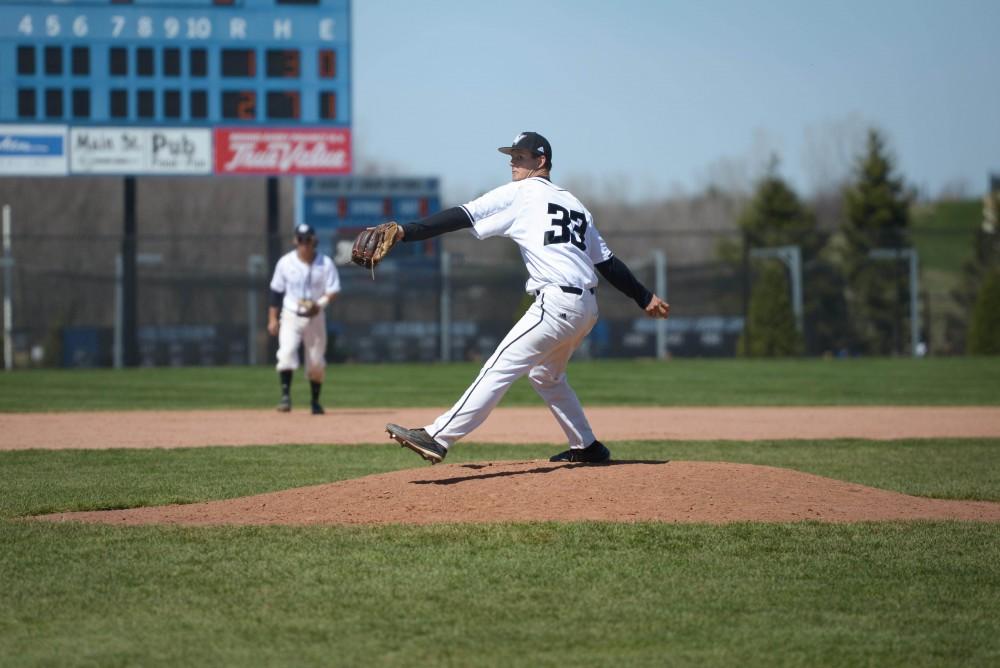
[3, 406, 999, 450]
[13, 406, 1000, 526]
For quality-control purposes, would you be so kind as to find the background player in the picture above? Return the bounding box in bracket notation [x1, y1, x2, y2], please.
[267, 223, 341, 414]
[386, 131, 670, 463]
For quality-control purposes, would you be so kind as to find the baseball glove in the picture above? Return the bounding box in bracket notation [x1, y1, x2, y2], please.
[296, 298, 319, 318]
[351, 222, 400, 277]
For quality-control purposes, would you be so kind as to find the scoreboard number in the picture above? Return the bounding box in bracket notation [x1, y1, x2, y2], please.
[222, 90, 256, 120]
[221, 48, 256, 77]
[266, 91, 301, 119]
[318, 49, 335, 78]
[267, 49, 300, 78]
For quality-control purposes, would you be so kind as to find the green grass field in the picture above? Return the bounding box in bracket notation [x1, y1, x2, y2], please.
[2, 358, 999, 666]
[911, 199, 981, 275]
[1, 356, 998, 411]
[3, 520, 997, 667]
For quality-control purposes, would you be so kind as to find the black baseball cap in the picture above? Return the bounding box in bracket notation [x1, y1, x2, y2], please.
[498, 131, 552, 163]
[294, 223, 316, 240]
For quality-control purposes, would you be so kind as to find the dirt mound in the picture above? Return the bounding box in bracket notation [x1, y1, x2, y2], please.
[37, 460, 1000, 526]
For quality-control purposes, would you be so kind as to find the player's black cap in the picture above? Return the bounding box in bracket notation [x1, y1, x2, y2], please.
[294, 223, 316, 240]
[498, 131, 552, 163]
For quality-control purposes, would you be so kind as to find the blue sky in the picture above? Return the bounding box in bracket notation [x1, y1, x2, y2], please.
[352, 0, 1000, 204]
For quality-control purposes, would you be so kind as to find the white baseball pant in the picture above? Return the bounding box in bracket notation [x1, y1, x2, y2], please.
[426, 286, 599, 449]
[275, 311, 327, 382]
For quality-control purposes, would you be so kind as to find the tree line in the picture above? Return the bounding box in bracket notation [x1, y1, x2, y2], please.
[731, 129, 999, 357]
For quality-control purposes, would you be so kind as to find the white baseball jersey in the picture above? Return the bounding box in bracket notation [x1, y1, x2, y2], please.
[461, 177, 613, 293]
[269, 251, 341, 313]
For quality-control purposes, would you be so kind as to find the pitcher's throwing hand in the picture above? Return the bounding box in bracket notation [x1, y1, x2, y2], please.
[645, 295, 670, 318]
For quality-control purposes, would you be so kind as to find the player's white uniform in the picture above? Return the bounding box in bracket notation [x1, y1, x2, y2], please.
[269, 251, 341, 381]
[425, 177, 612, 449]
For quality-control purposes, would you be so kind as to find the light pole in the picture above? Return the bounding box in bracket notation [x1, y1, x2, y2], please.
[247, 254, 266, 365]
[2, 205, 13, 371]
[653, 249, 668, 359]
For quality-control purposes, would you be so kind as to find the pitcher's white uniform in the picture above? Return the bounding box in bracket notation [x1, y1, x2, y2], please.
[425, 177, 611, 448]
[269, 251, 341, 381]
[386, 131, 667, 463]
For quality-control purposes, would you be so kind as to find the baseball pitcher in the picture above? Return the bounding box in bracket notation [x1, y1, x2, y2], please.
[361, 132, 669, 463]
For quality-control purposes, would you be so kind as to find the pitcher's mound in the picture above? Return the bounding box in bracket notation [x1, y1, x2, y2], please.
[37, 460, 1000, 526]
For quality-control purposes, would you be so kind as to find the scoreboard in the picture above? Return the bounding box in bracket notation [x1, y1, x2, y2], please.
[0, 0, 351, 176]
[297, 176, 442, 264]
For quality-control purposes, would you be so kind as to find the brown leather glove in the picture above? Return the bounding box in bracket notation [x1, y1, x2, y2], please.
[351, 222, 400, 278]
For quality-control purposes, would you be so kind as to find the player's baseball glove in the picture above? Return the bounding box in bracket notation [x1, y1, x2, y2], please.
[296, 298, 319, 318]
[351, 222, 400, 277]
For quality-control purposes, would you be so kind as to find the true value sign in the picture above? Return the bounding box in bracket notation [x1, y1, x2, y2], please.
[214, 128, 350, 175]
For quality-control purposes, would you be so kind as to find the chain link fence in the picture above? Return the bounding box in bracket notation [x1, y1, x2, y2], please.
[0, 197, 986, 368]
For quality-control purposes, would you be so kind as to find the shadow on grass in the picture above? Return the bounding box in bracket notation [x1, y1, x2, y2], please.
[411, 460, 670, 485]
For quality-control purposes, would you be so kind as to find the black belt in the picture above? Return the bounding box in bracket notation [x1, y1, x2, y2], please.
[537, 285, 594, 296]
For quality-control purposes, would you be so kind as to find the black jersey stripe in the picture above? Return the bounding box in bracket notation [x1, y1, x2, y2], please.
[432, 294, 547, 440]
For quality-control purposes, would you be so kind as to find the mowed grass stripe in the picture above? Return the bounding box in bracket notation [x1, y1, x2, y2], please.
[1, 357, 998, 412]
[1, 522, 998, 667]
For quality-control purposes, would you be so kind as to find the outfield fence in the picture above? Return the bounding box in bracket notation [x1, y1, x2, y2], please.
[0, 220, 979, 368]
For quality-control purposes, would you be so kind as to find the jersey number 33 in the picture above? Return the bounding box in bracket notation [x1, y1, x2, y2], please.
[544, 203, 588, 251]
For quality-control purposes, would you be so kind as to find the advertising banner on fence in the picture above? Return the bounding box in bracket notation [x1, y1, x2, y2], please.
[214, 128, 351, 175]
[69, 128, 212, 175]
[0, 125, 68, 176]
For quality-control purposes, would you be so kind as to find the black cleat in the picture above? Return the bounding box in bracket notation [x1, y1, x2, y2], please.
[277, 395, 291, 413]
[386, 424, 448, 464]
[550, 440, 611, 463]
[311, 402, 325, 415]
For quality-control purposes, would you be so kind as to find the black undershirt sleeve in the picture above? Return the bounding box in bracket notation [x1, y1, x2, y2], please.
[401, 206, 473, 241]
[270, 290, 284, 307]
[595, 256, 653, 310]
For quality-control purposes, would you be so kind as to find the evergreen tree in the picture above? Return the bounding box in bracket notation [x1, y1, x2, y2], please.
[735, 157, 848, 355]
[841, 129, 912, 355]
[967, 270, 1000, 354]
[739, 263, 802, 357]
[948, 190, 1000, 353]
[738, 157, 821, 255]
